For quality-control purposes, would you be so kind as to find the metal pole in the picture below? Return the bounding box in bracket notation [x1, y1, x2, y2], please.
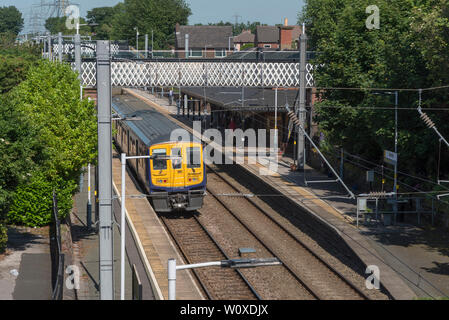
[297, 24, 307, 170]
[96, 41, 114, 300]
[185, 34, 189, 59]
[394, 91, 398, 223]
[74, 33, 81, 78]
[168, 259, 177, 300]
[120, 153, 126, 300]
[47, 33, 52, 61]
[87, 163, 92, 229]
[151, 30, 154, 59]
[144, 34, 148, 59]
[275, 88, 278, 153]
[58, 32, 62, 63]
[340, 148, 344, 179]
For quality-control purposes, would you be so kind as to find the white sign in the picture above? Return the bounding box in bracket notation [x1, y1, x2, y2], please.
[384, 150, 397, 165]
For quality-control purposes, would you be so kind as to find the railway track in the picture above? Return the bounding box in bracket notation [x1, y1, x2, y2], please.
[114, 93, 388, 300]
[205, 165, 371, 300]
[159, 212, 260, 300]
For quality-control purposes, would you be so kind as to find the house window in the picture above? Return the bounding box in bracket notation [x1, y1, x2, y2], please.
[190, 50, 203, 57]
[215, 49, 225, 57]
[263, 44, 272, 48]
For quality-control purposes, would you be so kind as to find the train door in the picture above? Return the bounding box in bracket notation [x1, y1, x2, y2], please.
[170, 146, 185, 189]
[150, 147, 170, 189]
[185, 144, 203, 186]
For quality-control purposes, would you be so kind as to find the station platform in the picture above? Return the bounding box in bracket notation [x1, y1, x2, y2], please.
[111, 150, 204, 300]
[122, 88, 449, 300]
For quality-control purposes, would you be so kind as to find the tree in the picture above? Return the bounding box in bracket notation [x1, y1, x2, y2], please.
[110, 0, 191, 49]
[299, 0, 449, 181]
[0, 6, 23, 36]
[5, 61, 97, 227]
[411, 0, 449, 86]
[0, 36, 40, 94]
[45, 16, 90, 35]
[86, 6, 119, 39]
[0, 41, 40, 251]
[0, 93, 43, 222]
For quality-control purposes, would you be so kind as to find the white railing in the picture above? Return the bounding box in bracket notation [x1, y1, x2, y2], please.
[52, 42, 120, 56]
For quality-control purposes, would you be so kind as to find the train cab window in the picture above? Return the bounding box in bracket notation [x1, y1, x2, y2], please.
[171, 148, 182, 169]
[152, 148, 167, 170]
[187, 147, 201, 168]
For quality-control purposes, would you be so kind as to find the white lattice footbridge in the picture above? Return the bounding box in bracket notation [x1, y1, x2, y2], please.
[73, 61, 315, 88]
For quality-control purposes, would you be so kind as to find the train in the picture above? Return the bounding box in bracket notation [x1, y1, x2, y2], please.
[112, 95, 206, 213]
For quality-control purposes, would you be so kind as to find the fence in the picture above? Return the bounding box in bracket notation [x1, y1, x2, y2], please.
[132, 264, 142, 300]
[307, 146, 448, 226]
[51, 191, 65, 300]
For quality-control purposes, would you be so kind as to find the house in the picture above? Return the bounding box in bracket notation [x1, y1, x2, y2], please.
[255, 26, 280, 49]
[252, 19, 302, 50]
[233, 30, 255, 51]
[175, 24, 234, 58]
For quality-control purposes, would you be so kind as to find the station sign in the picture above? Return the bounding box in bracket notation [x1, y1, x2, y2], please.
[384, 150, 397, 165]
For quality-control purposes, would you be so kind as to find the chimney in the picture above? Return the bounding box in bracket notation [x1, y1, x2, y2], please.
[279, 23, 294, 50]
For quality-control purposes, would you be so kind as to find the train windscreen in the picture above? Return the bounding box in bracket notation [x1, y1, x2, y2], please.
[187, 147, 202, 169]
[152, 149, 167, 170]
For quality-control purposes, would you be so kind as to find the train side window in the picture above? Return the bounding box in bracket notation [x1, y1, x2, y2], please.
[186, 147, 201, 168]
[171, 148, 182, 169]
[152, 148, 167, 170]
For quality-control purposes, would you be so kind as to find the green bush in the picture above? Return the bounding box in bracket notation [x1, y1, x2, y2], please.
[7, 173, 76, 227]
[240, 43, 255, 50]
[0, 223, 6, 253]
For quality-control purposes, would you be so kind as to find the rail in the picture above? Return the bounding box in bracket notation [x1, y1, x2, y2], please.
[160, 214, 261, 300]
[207, 166, 370, 300]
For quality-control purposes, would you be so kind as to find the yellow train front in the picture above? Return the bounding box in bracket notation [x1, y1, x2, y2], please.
[149, 141, 206, 212]
[112, 95, 206, 213]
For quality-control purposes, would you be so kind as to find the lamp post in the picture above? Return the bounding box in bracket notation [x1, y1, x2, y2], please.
[275, 88, 278, 154]
[134, 27, 139, 58]
[74, 22, 99, 77]
[119, 148, 168, 300]
[228, 36, 234, 53]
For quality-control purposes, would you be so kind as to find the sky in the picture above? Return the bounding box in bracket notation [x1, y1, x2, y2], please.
[1, 0, 304, 33]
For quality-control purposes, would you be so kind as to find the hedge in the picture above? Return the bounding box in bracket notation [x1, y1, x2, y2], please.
[0, 223, 6, 253]
[7, 173, 76, 227]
